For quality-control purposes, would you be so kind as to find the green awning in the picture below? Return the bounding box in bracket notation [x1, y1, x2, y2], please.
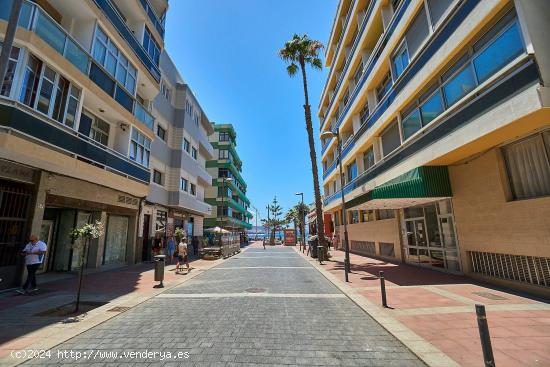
[347, 166, 452, 209]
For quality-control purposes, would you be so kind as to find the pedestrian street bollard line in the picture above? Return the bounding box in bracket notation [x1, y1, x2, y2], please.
[379, 271, 388, 308]
[476, 304, 496, 367]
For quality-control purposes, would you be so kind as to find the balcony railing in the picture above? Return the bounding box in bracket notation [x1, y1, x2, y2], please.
[0, 99, 150, 183]
[139, 0, 165, 38]
[1, 0, 155, 132]
[93, 0, 161, 82]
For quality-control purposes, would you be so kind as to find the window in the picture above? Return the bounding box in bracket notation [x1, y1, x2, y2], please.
[363, 147, 375, 172]
[219, 168, 230, 178]
[143, 27, 160, 64]
[180, 177, 188, 191]
[361, 210, 376, 222]
[219, 132, 230, 142]
[194, 112, 199, 125]
[349, 210, 359, 224]
[160, 81, 171, 101]
[360, 102, 369, 125]
[392, 42, 409, 79]
[381, 121, 401, 156]
[442, 62, 476, 107]
[185, 100, 192, 115]
[404, 7, 430, 58]
[129, 128, 151, 167]
[19, 54, 42, 107]
[92, 26, 137, 94]
[219, 149, 229, 159]
[191, 147, 197, 159]
[155, 210, 166, 233]
[503, 131, 550, 200]
[157, 125, 166, 141]
[90, 117, 110, 146]
[427, 0, 453, 26]
[183, 138, 190, 153]
[36, 66, 56, 115]
[152, 169, 162, 185]
[401, 107, 422, 141]
[346, 161, 357, 183]
[0, 45, 20, 97]
[419, 89, 444, 125]
[378, 209, 395, 220]
[190, 183, 196, 196]
[376, 73, 392, 103]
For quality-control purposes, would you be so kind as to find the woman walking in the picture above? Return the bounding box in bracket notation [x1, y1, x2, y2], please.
[166, 235, 176, 265]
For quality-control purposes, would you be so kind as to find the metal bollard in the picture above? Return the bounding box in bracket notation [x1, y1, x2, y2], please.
[379, 271, 387, 308]
[475, 304, 495, 367]
[318, 245, 324, 264]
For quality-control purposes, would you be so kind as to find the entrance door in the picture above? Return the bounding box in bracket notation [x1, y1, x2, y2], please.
[38, 220, 54, 273]
[404, 218, 427, 264]
[141, 214, 150, 262]
[103, 215, 129, 265]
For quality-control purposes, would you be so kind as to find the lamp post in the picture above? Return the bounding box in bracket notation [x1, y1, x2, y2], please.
[220, 177, 233, 231]
[295, 192, 305, 252]
[320, 128, 351, 282]
[251, 205, 260, 240]
[266, 204, 271, 244]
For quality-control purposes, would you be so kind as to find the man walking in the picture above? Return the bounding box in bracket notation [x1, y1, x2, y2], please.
[176, 238, 189, 274]
[17, 234, 47, 294]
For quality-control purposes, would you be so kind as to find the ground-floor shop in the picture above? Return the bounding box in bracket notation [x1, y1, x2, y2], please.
[0, 160, 142, 290]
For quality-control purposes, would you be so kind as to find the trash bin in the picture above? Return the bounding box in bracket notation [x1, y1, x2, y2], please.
[154, 255, 166, 285]
[308, 235, 318, 258]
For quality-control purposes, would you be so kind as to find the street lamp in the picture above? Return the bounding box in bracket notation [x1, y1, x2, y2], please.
[295, 192, 305, 252]
[220, 177, 233, 231]
[251, 205, 260, 240]
[320, 128, 351, 282]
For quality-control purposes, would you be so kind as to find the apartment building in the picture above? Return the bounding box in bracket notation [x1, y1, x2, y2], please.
[319, 0, 550, 296]
[139, 50, 214, 260]
[204, 123, 253, 235]
[0, 0, 168, 289]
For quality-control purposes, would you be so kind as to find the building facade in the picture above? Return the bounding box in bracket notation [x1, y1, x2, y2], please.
[204, 123, 252, 235]
[319, 0, 550, 296]
[139, 50, 214, 260]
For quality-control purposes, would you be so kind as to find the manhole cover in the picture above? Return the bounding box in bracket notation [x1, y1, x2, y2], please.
[245, 288, 266, 293]
[108, 306, 131, 312]
[473, 292, 507, 300]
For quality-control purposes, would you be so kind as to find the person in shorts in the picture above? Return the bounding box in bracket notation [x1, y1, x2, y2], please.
[176, 238, 189, 274]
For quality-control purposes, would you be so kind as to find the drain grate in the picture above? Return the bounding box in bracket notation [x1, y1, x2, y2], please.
[245, 288, 266, 293]
[107, 306, 131, 312]
[473, 292, 508, 300]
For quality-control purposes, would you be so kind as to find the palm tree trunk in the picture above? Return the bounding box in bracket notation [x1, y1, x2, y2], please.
[299, 58, 327, 253]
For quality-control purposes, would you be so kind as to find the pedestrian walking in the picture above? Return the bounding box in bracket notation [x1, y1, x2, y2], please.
[176, 238, 189, 274]
[166, 235, 176, 265]
[16, 235, 47, 294]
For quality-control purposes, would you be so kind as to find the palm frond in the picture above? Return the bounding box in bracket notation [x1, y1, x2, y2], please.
[287, 63, 298, 77]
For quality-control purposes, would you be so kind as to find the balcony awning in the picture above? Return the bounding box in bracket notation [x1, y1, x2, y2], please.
[347, 166, 452, 210]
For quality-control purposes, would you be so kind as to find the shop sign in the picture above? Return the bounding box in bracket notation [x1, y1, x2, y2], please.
[284, 229, 296, 246]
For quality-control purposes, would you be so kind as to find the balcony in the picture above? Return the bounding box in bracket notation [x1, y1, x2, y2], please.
[139, 0, 165, 38]
[1, 1, 155, 132]
[0, 100, 150, 183]
[92, 0, 161, 82]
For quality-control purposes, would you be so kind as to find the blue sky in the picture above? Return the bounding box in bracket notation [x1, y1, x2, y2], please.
[165, 0, 337, 222]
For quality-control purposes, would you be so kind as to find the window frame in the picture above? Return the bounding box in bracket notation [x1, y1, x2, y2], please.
[152, 169, 163, 185]
[156, 124, 166, 141]
[129, 127, 151, 167]
[89, 114, 110, 146]
[180, 177, 188, 192]
[183, 138, 190, 153]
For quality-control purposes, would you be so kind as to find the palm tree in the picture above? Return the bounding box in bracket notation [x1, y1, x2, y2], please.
[279, 34, 327, 251]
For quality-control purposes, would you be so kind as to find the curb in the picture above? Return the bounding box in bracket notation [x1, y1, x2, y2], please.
[292, 247, 460, 367]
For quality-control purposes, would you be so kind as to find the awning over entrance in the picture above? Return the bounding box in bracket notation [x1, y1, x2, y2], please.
[347, 166, 452, 210]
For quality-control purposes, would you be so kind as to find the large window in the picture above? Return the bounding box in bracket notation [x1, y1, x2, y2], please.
[0, 45, 20, 97]
[427, 0, 453, 26]
[503, 131, 550, 200]
[381, 121, 401, 157]
[90, 117, 110, 146]
[129, 128, 151, 167]
[92, 26, 137, 94]
[392, 42, 409, 79]
[143, 27, 160, 65]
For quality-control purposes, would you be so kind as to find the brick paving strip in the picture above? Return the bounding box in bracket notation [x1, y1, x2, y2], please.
[307, 248, 550, 367]
[8, 244, 426, 366]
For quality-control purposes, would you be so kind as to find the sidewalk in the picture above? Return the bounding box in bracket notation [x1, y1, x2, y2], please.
[0, 247, 242, 366]
[316, 249, 550, 367]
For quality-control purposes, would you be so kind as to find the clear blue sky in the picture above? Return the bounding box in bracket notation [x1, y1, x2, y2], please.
[165, 0, 337, 222]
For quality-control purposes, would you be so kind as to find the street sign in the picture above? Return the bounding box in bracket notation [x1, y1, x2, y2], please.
[284, 229, 296, 246]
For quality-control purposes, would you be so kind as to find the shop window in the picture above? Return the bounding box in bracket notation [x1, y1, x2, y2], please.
[380, 121, 401, 157]
[503, 131, 550, 200]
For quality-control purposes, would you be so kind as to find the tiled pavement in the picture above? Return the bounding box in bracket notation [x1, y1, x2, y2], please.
[322, 249, 550, 367]
[20, 245, 424, 366]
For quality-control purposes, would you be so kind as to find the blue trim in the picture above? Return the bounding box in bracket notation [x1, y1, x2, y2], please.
[93, 0, 161, 83]
[0, 104, 150, 183]
[324, 61, 540, 206]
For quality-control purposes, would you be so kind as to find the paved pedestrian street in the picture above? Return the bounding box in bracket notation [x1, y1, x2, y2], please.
[23, 247, 424, 366]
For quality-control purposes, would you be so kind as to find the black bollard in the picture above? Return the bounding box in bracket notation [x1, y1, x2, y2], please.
[475, 304, 495, 367]
[379, 271, 387, 308]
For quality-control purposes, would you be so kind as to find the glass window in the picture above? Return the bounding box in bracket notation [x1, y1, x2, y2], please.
[427, 0, 453, 26]
[219, 149, 229, 159]
[190, 183, 196, 196]
[51, 75, 70, 123]
[361, 210, 376, 222]
[36, 66, 56, 115]
[0, 45, 20, 97]
[143, 27, 160, 64]
[346, 161, 357, 182]
[90, 117, 110, 146]
[442, 65, 476, 107]
[64, 86, 81, 128]
[191, 147, 197, 159]
[183, 138, 190, 153]
[219, 168, 230, 178]
[157, 125, 166, 141]
[392, 42, 409, 79]
[363, 147, 375, 172]
[349, 210, 359, 224]
[503, 132, 550, 200]
[378, 209, 395, 220]
[419, 90, 444, 125]
[360, 102, 369, 125]
[402, 109, 422, 141]
[376, 73, 392, 103]
[473, 22, 524, 84]
[405, 7, 430, 57]
[180, 178, 188, 191]
[20, 54, 42, 107]
[129, 128, 151, 167]
[381, 121, 401, 156]
[219, 132, 230, 142]
[152, 169, 162, 185]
